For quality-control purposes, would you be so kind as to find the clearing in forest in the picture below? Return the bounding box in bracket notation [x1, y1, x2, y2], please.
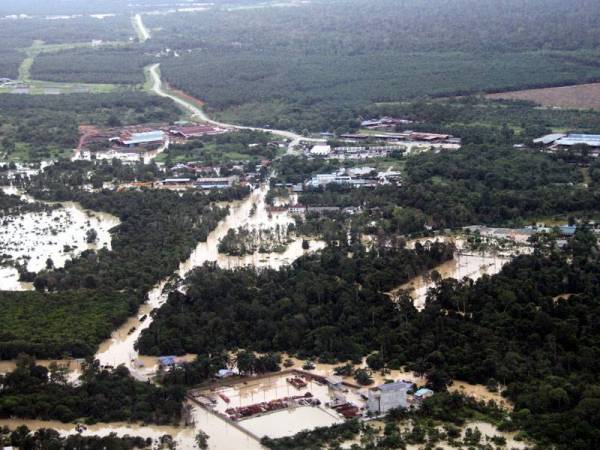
[486, 83, 600, 109]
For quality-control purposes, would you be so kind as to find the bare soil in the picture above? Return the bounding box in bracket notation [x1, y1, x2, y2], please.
[487, 83, 600, 109]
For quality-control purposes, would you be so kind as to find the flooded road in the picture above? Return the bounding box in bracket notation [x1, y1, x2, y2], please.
[96, 184, 324, 373]
[0, 186, 120, 291]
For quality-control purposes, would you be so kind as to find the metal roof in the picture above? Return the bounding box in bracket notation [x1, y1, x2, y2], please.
[378, 381, 413, 392]
[533, 133, 566, 145]
[123, 130, 165, 145]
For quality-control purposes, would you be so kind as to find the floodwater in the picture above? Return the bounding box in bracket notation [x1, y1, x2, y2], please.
[243, 407, 341, 439]
[96, 184, 324, 373]
[198, 372, 347, 440]
[0, 183, 322, 449]
[389, 237, 513, 309]
[0, 186, 119, 291]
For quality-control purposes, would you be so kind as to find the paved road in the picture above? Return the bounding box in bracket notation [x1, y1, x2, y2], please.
[133, 14, 150, 43]
[148, 63, 324, 152]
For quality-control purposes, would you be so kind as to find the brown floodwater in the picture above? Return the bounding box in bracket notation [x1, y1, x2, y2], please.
[0, 186, 120, 291]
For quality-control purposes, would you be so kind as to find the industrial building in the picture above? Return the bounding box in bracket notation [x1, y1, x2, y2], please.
[367, 381, 412, 414]
[110, 130, 166, 148]
[534, 133, 600, 152]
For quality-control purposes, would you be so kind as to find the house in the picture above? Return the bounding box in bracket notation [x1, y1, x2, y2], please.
[111, 130, 166, 148]
[161, 178, 192, 186]
[367, 381, 412, 414]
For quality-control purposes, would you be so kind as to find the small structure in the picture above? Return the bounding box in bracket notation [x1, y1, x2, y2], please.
[158, 356, 177, 368]
[412, 387, 434, 407]
[216, 369, 236, 379]
[310, 144, 332, 156]
[325, 375, 344, 390]
[169, 125, 227, 139]
[367, 381, 411, 414]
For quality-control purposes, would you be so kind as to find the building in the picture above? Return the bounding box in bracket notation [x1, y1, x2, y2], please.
[413, 388, 434, 405]
[194, 176, 238, 189]
[367, 381, 412, 414]
[111, 130, 166, 148]
[534, 133, 600, 151]
[310, 144, 332, 156]
[169, 125, 227, 140]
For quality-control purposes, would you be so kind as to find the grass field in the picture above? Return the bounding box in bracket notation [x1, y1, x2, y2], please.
[487, 83, 600, 110]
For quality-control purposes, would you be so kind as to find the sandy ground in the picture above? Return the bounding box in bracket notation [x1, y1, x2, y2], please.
[487, 82, 600, 109]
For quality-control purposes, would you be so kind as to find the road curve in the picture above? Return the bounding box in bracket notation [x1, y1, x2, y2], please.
[147, 63, 324, 151]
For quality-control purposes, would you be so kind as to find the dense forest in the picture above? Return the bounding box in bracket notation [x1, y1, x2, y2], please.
[0, 92, 180, 161]
[0, 290, 131, 359]
[31, 47, 151, 85]
[294, 145, 596, 233]
[0, 15, 134, 79]
[139, 225, 600, 449]
[142, 0, 600, 131]
[0, 355, 184, 424]
[0, 426, 153, 450]
[0, 163, 250, 358]
[136, 241, 456, 357]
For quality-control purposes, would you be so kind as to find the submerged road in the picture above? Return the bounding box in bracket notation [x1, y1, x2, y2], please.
[147, 63, 325, 152]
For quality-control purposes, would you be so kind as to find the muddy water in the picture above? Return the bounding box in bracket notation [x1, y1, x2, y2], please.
[0, 186, 120, 291]
[96, 184, 324, 372]
[388, 237, 513, 309]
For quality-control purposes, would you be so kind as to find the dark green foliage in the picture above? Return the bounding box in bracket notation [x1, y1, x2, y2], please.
[31, 48, 151, 85]
[0, 93, 180, 161]
[0, 426, 153, 450]
[0, 357, 184, 424]
[27, 188, 236, 294]
[297, 146, 593, 232]
[146, 0, 600, 131]
[0, 290, 130, 359]
[366, 97, 600, 145]
[136, 242, 455, 357]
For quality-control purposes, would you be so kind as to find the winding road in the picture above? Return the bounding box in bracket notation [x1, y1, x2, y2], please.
[147, 64, 324, 152]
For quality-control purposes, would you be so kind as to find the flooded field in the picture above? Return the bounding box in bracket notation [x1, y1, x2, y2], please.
[0, 186, 119, 290]
[387, 236, 518, 309]
[243, 406, 341, 439]
[194, 371, 353, 440]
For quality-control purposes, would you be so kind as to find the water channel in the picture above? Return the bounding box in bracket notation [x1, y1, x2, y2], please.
[0, 184, 523, 449]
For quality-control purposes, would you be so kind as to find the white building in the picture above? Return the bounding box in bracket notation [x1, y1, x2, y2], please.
[310, 144, 332, 156]
[367, 381, 411, 414]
